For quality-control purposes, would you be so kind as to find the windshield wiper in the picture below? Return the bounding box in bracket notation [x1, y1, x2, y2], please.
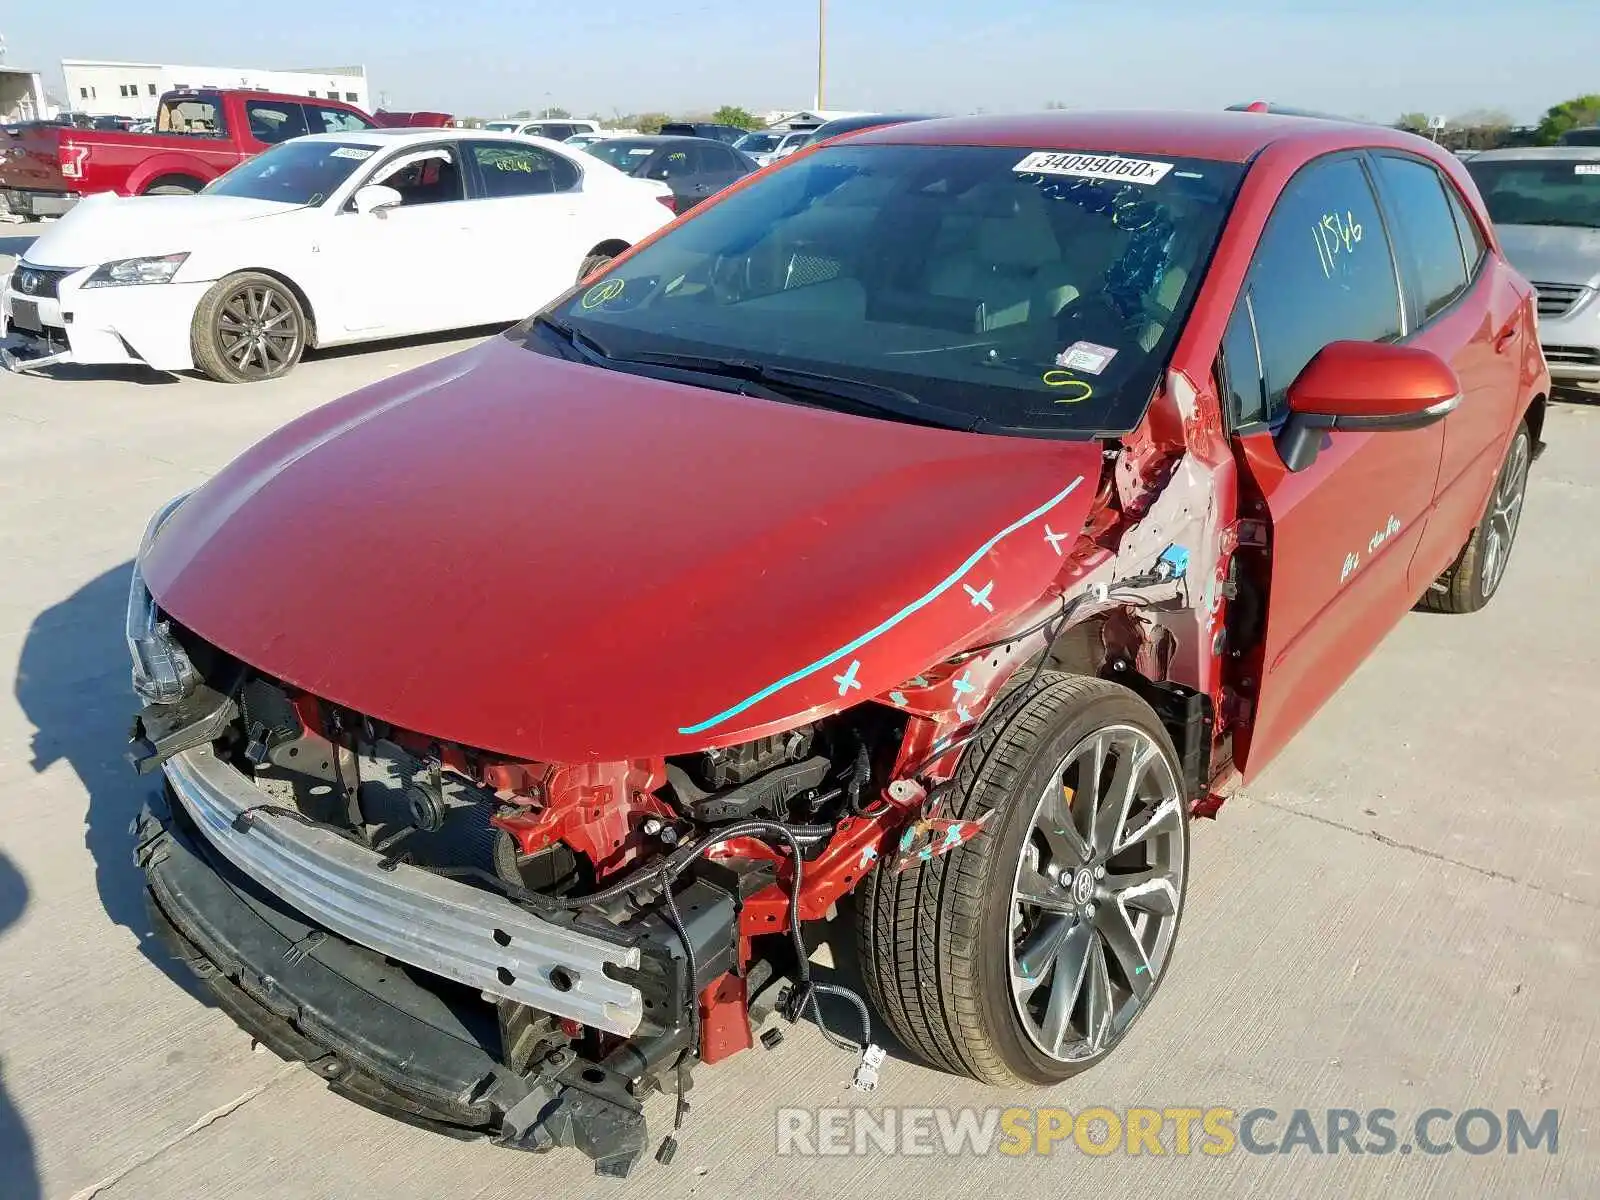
[530, 313, 616, 361]
[605, 352, 983, 430]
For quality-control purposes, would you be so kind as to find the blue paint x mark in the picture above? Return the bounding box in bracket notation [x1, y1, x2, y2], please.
[1044, 525, 1071, 556]
[677, 476, 1086, 735]
[964, 580, 995, 612]
[833, 659, 863, 696]
[951, 671, 976, 699]
[1135, 964, 1150, 975]
[888, 690, 908, 707]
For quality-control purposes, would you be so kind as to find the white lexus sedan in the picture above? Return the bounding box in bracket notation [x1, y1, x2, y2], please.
[0, 130, 675, 382]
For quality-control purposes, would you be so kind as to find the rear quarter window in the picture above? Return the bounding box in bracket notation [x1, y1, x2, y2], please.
[1372, 154, 1470, 320]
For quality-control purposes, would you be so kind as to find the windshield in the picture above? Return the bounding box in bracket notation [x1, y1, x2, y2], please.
[735, 132, 780, 153]
[202, 140, 376, 206]
[585, 140, 657, 171]
[1467, 159, 1600, 229]
[518, 143, 1243, 435]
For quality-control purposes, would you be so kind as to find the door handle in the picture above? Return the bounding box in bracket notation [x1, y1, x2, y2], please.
[1492, 316, 1520, 354]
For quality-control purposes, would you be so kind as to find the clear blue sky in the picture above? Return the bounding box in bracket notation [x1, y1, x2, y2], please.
[5, 0, 1598, 122]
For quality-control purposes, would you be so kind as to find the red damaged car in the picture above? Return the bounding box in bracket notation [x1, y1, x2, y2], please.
[128, 111, 1546, 1175]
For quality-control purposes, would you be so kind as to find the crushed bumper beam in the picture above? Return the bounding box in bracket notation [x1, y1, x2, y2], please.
[162, 745, 645, 1035]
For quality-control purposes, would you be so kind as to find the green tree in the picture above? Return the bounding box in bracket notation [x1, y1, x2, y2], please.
[1535, 94, 1600, 144]
[1395, 112, 1430, 134]
[636, 112, 670, 134]
[711, 105, 761, 130]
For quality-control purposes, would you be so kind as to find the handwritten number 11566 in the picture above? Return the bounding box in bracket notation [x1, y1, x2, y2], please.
[1313, 211, 1364, 278]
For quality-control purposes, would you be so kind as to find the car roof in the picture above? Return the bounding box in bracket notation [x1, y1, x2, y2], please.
[1467, 145, 1600, 162]
[294, 128, 545, 147]
[602, 134, 717, 147]
[847, 109, 1435, 164]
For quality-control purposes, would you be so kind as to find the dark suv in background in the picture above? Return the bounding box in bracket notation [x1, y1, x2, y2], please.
[657, 122, 748, 144]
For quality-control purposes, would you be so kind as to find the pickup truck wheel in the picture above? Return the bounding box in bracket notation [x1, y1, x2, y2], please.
[577, 252, 614, 282]
[146, 183, 199, 196]
[857, 673, 1189, 1085]
[1418, 421, 1531, 614]
[191, 273, 307, 384]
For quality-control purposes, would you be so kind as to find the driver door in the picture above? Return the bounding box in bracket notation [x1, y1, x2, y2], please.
[1223, 154, 1446, 778]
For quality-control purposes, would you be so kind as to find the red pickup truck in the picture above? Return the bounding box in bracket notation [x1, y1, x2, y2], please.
[0, 89, 446, 218]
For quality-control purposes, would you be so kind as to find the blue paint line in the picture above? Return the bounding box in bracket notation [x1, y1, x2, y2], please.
[677, 475, 1085, 735]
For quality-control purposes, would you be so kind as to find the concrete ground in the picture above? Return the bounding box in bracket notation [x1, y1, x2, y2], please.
[1, 229, 1596, 1199]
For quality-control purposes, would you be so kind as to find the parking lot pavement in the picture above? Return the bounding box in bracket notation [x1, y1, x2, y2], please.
[1, 278, 1596, 1196]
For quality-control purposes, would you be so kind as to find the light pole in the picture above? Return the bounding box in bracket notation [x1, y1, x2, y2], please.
[815, 0, 825, 111]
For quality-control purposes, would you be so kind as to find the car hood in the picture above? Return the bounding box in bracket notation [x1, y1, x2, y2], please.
[141, 336, 1101, 763]
[1494, 224, 1600, 289]
[23, 193, 300, 269]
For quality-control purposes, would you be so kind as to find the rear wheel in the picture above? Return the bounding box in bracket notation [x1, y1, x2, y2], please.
[144, 179, 202, 196]
[857, 673, 1190, 1084]
[191, 272, 307, 384]
[1418, 421, 1531, 613]
[577, 252, 615, 282]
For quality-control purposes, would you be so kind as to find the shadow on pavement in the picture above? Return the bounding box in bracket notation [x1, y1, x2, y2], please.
[13, 561, 211, 1009]
[0, 851, 43, 1200]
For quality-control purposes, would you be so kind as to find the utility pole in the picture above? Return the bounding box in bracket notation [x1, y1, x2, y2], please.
[815, 0, 826, 111]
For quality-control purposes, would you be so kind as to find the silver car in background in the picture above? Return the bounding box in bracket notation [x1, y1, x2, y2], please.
[1467, 147, 1600, 388]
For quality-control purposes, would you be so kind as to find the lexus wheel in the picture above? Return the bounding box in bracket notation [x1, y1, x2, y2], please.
[191, 272, 308, 384]
[858, 672, 1190, 1084]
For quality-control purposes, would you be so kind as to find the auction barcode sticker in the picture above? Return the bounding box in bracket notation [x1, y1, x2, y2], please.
[1014, 151, 1174, 185]
[1575, 164, 1600, 175]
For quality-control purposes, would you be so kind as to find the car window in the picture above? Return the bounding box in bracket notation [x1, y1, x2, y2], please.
[521, 142, 1246, 436]
[1221, 296, 1267, 428]
[244, 101, 309, 145]
[585, 140, 658, 173]
[203, 139, 375, 205]
[736, 132, 780, 154]
[157, 94, 224, 137]
[467, 141, 580, 197]
[1246, 155, 1402, 418]
[371, 147, 465, 205]
[1443, 182, 1487, 274]
[1373, 155, 1469, 320]
[650, 145, 701, 179]
[1466, 158, 1600, 230]
[306, 104, 375, 135]
[701, 143, 740, 173]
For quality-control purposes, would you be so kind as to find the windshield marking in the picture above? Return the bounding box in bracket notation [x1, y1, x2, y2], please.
[1042, 372, 1094, 403]
[676, 475, 1084, 735]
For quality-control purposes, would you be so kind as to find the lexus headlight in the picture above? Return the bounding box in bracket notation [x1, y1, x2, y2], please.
[83, 252, 190, 289]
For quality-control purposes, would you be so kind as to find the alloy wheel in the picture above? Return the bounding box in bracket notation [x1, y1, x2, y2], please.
[216, 283, 302, 379]
[1008, 724, 1186, 1064]
[1481, 432, 1530, 599]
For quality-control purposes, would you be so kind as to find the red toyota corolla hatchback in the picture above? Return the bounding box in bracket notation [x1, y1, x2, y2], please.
[128, 112, 1544, 1174]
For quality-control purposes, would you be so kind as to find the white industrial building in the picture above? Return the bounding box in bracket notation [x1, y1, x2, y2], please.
[1, 66, 49, 123]
[61, 60, 370, 119]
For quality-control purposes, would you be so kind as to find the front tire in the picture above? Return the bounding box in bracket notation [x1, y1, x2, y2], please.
[190, 272, 307, 384]
[857, 673, 1190, 1085]
[1418, 421, 1531, 614]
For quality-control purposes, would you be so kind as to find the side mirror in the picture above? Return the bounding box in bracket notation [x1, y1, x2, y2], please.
[353, 184, 402, 217]
[1276, 340, 1461, 472]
